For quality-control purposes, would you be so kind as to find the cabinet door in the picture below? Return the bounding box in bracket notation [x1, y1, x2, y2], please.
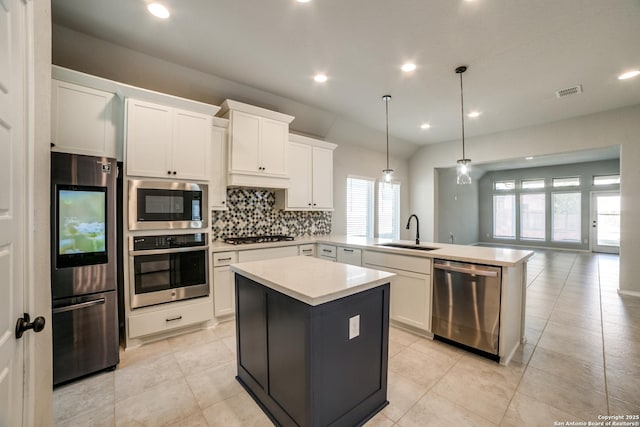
[229, 110, 260, 173]
[311, 146, 334, 209]
[51, 80, 117, 158]
[364, 264, 430, 332]
[287, 141, 312, 208]
[210, 125, 227, 210]
[213, 266, 235, 317]
[171, 108, 211, 181]
[259, 118, 288, 176]
[126, 99, 172, 178]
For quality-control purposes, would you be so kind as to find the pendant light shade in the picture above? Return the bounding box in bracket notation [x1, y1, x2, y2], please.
[455, 66, 472, 185]
[382, 94, 393, 182]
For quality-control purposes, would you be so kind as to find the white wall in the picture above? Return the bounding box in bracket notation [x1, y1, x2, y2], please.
[332, 144, 410, 239]
[410, 104, 640, 295]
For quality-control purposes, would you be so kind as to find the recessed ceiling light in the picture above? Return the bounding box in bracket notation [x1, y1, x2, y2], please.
[147, 2, 170, 19]
[618, 70, 640, 80]
[420, 123, 431, 129]
[525, 156, 534, 160]
[314, 74, 328, 83]
[467, 111, 481, 118]
[297, 0, 311, 3]
[401, 63, 416, 72]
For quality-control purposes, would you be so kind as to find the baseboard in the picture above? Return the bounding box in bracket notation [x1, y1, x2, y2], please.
[617, 288, 640, 298]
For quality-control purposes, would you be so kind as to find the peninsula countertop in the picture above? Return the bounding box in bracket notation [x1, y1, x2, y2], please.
[213, 235, 534, 267]
[229, 255, 396, 306]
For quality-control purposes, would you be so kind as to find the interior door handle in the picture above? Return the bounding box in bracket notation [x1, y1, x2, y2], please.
[15, 313, 46, 339]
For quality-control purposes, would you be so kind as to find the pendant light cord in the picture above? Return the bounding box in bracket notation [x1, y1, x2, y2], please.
[385, 97, 390, 170]
[459, 70, 466, 160]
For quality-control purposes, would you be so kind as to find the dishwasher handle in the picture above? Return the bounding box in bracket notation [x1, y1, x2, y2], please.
[434, 262, 499, 277]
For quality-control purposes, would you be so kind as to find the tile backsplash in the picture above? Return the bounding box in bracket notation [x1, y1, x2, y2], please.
[211, 188, 332, 240]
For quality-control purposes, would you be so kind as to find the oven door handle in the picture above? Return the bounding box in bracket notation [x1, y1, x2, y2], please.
[433, 263, 498, 277]
[52, 298, 106, 314]
[130, 246, 209, 256]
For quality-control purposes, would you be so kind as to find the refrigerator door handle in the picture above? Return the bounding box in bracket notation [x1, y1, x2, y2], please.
[52, 298, 106, 314]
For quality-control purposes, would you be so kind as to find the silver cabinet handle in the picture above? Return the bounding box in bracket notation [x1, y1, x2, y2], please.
[322, 249, 333, 253]
[342, 248, 354, 253]
[302, 249, 312, 252]
[217, 257, 232, 261]
[434, 263, 498, 277]
[52, 298, 106, 314]
[166, 316, 183, 322]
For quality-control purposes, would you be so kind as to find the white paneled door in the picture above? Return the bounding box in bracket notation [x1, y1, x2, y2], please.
[0, 0, 27, 425]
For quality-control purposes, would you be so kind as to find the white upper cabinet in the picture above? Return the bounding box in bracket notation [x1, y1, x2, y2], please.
[51, 79, 118, 158]
[276, 134, 337, 211]
[126, 98, 212, 181]
[219, 99, 294, 188]
[210, 119, 228, 210]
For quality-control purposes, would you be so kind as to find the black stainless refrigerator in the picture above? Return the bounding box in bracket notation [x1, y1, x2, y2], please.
[51, 152, 119, 386]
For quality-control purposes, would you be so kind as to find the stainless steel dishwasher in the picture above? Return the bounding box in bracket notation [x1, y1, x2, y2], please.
[432, 259, 502, 358]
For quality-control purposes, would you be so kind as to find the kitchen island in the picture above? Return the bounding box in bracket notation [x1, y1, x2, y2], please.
[230, 256, 396, 427]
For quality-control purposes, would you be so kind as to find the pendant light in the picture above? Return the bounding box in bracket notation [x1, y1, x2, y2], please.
[382, 94, 394, 182]
[455, 66, 472, 185]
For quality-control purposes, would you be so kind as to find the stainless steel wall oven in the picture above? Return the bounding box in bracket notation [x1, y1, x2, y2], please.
[128, 180, 208, 230]
[129, 233, 209, 308]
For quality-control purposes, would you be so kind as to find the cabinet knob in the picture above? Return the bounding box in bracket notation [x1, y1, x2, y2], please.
[308, 203, 312, 206]
[167, 171, 171, 175]
[313, 203, 317, 206]
[222, 201, 226, 204]
[172, 171, 177, 175]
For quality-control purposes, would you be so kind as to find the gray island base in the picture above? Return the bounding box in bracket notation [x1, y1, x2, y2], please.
[231, 256, 396, 427]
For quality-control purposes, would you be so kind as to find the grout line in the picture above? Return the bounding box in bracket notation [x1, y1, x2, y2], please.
[597, 254, 611, 416]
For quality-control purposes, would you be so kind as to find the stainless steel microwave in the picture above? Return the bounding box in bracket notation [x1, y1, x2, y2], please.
[128, 180, 208, 230]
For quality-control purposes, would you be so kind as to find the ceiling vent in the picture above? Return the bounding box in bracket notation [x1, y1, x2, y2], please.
[555, 85, 583, 98]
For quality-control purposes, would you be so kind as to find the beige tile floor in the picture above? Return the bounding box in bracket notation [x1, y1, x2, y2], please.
[53, 249, 640, 426]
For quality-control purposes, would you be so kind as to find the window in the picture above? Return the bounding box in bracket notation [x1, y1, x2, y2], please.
[346, 176, 374, 237]
[553, 177, 580, 187]
[377, 182, 400, 239]
[520, 193, 545, 240]
[493, 194, 516, 239]
[593, 175, 620, 186]
[495, 180, 515, 191]
[552, 192, 581, 242]
[522, 179, 545, 190]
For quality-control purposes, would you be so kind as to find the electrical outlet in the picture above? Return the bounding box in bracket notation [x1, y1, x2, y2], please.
[349, 315, 360, 340]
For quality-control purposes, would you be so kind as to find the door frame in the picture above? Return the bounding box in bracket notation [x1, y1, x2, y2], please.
[590, 190, 621, 254]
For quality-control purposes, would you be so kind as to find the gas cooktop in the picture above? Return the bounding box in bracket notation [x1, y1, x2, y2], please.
[224, 235, 295, 245]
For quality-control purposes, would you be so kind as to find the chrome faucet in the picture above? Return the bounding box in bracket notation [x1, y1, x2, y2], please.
[406, 214, 420, 245]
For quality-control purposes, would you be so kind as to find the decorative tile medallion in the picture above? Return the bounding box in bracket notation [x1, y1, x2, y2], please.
[211, 188, 332, 240]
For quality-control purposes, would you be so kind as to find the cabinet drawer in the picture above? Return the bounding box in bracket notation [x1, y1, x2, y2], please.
[128, 299, 213, 338]
[362, 251, 431, 274]
[213, 251, 238, 267]
[238, 245, 298, 262]
[337, 247, 362, 266]
[299, 244, 316, 257]
[317, 244, 336, 258]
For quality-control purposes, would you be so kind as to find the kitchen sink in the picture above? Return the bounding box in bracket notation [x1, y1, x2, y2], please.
[376, 243, 439, 251]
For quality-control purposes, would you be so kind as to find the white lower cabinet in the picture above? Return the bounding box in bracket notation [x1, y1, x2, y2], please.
[128, 299, 213, 338]
[238, 245, 298, 262]
[317, 244, 337, 262]
[299, 244, 316, 257]
[337, 246, 362, 266]
[363, 251, 432, 332]
[213, 251, 238, 317]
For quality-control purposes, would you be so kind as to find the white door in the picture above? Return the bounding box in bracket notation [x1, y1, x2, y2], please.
[590, 191, 620, 254]
[286, 141, 312, 208]
[259, 118, 287, 176]
[0, 0, 26, 425]
[172, 108, 211, 181]
[125, 98, 172, 178]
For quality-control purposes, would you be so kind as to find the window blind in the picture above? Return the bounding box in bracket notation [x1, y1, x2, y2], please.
[346, 176, 374, 237]
[377, 182, 400, 239]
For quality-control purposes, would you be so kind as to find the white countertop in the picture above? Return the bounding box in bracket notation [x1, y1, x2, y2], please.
[230, 256, 396, 306]
[213, 235, 534, 267]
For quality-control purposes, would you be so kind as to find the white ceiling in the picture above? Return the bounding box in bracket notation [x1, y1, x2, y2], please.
[52, 0, 640, 148]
